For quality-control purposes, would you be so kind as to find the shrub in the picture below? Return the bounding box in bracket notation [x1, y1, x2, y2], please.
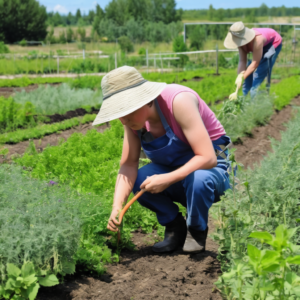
[13, 83, 102, 115]
[118, 36, 134, 53]
[0, 164, 82, 275]
[138, 47, 146, 55]
[0, 41, 9, 54]
[0, 96, 36, 133]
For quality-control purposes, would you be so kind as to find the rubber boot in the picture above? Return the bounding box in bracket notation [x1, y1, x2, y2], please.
[152, 213, 187, 253]
[183, 226, 208, 253]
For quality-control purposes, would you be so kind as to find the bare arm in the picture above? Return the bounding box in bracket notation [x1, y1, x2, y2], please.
[238, 47, 247, 74]
[167, 92, 217, 183]
[141, 93, 217, 193]
[243, 37, 263, 80]
[107, 124, 141, 231]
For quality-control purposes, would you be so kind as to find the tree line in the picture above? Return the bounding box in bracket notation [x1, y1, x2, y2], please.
[183, 4, 300, 21]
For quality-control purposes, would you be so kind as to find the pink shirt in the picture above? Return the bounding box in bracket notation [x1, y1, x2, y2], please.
[253, 28, 282, 49]
[139, 84, 226, 144]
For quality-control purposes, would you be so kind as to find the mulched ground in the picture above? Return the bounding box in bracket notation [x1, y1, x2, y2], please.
[4, 96, 300, 300]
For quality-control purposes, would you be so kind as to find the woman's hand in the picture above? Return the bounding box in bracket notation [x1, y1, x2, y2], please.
[140, 174, 172, 194]
[107, 206, 122, 232]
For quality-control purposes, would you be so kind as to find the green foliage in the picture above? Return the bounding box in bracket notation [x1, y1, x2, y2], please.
[138, 47, 146, 55]
[271, 75, 300, 110]
[212, 108, 300, 298]
[14, 120, 161, 274]
[216, 225, 300, 299]
[68, 76, 103, 90]
[0, 262, 59, 300]
[118, 36, 134, 53]
[172, 35, 187, 53]
[181, 73, 237, 105]
[0, 97, 37, 133]
[219, 94, 274, 142]
[13, 83, 102, 115]
[0, 42, 9, 54]
[189, 26, 206, 50]
[0, 77, 69, 88]
[0, 164, 84, 279]
[0, 114, 97, 144]
[0, 0, 47, 44]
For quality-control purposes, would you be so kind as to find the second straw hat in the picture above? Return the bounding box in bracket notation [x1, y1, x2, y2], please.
[224, 21, 255, 49]
[93, 66, 167, 126]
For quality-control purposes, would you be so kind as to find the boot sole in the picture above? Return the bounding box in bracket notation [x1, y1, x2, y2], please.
[182, 247, 206, 254]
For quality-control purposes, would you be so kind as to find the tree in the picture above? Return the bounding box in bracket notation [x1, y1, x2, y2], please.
[66, 27, 74, 42]
[75, 9, 82, 21]
[208, 4, 214, 20]
[96, 4, 105, 19]
[0, 0, 47, 43]
[189, 26, 206, 50]
[173, 35, 187, 52]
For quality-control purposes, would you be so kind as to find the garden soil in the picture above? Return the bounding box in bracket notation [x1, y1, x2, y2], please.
[9, 96, 299, 300]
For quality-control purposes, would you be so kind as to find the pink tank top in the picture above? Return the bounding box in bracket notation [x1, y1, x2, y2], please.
[253, 28, 282, 48]
[140, 84, 226, 144]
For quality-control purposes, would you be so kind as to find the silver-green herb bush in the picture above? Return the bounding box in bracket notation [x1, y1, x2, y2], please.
[212, 109, 300, 298]
[15, 120, 161, 273]
[13, 83, 102, 115]
[0, 164, 102, 298]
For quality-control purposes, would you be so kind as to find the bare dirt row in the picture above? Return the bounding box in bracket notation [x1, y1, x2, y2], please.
[2, 96, 299, 300]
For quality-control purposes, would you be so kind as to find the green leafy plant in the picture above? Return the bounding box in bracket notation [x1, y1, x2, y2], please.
[216, 225, 300, 299]
[0, 262, 59, 300]
[0, 114, 97, 144]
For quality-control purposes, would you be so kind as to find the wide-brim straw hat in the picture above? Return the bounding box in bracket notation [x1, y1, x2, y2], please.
[93, 66, 167, 125]
[224, 21, 256, 49]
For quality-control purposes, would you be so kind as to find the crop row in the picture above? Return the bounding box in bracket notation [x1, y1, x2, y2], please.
[0, 84, 102, 133]
[0, 114, 96, 145]
[212, 107, 300, 299]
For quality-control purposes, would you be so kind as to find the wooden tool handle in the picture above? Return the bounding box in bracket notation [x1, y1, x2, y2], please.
[118, 189, 145, 224]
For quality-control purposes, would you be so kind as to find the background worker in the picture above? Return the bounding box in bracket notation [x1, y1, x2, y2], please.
[224, 21, 282, 97]
[93, 66, 231, 254]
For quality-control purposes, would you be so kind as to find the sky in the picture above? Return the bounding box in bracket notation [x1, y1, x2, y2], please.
[40, 0, 300, 14]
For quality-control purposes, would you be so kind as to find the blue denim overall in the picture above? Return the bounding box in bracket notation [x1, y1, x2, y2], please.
[133, 99, 231, 231]
[243, 41, 282, 97]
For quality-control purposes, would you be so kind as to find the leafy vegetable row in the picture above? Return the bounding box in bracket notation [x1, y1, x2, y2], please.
[0, 114, 97, 145]
[212, 107, 300, 299]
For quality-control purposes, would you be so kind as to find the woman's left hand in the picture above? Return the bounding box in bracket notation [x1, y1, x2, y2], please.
[140, 174, 172, 194]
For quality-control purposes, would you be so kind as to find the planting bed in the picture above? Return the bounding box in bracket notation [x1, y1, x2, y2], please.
[33, 96, 300, 300]
[0, 122, 110, 162]
[0, 71, 298, 300]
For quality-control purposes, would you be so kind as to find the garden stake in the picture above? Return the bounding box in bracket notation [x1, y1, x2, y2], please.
[117, 189, 145, 247]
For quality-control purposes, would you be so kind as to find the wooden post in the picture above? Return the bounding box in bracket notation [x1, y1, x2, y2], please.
[115, 52, 117, 69]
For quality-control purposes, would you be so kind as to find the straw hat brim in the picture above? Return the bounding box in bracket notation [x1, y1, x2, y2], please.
[224, 28, 256, 49]
[92, 81, 167, 125]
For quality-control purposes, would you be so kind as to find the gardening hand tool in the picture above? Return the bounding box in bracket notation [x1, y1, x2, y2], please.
[116, 189, 145, 246]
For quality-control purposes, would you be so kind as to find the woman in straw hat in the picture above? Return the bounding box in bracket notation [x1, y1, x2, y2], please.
[224, 21, 282, 97]
[94, 66, 231, 253]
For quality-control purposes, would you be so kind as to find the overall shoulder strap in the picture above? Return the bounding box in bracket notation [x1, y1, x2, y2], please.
[154, 99, 171, 131]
